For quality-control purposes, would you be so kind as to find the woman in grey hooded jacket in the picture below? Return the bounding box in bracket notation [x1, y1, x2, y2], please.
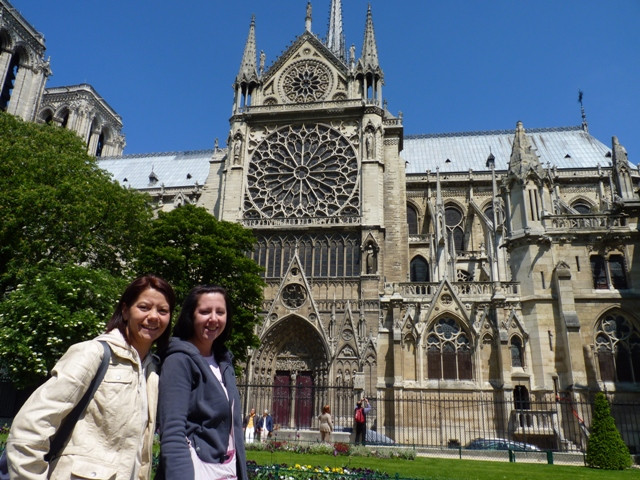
[157, 285, 247, 480]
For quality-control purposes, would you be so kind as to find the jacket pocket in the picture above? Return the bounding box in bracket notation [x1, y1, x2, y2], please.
[70, 459, 117, 479]
[103, 367, 134, 385]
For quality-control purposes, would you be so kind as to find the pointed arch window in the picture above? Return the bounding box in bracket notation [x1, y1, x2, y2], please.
[510, 336, 524, 368]
[445, 206, 465, 253]
[426, 317, 473, 380]
[484, 202, 504, 227]
[595, 313, 640, 383]
[407, 205, 419, 235]
[514, 385, 530, 410]
[590, 254, 628, 290]
[251, 233, 361, 279]
[96, 132, 105, 157]
[0, 52, 20, 111]
[456, 269, 472, 282]
[410, 256, 430, 282]
[572, 201, 592, 214]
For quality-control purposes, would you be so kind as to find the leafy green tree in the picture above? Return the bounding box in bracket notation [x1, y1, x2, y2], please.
[135, 204, 264, 368]
[586, 392, 632, 469]
[0, 264, 127, 388]
[0, 112, 152, 293]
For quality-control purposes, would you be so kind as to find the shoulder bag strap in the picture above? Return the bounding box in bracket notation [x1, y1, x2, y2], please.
[45, 340, 111, 461]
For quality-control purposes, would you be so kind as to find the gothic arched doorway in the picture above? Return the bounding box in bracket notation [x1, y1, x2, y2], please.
[250, 315, 329, 428]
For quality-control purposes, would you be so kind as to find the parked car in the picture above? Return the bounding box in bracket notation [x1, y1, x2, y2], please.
[365, 429, 395, 445]
[465, 437, 541, 452]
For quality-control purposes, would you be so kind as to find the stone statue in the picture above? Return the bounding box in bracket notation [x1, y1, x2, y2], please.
[365, 130, 374, 158]
[366, 244, 377, 274]
[233, 136, 242, 164]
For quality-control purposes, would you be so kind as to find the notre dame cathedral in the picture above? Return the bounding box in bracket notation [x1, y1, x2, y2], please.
[2, 0, 639, 451]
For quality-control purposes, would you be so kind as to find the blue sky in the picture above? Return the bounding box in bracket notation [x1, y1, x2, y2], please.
[10, 1, 640, 164]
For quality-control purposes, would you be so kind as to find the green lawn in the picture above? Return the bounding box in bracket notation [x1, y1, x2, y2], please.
[246, 451, 639, 480]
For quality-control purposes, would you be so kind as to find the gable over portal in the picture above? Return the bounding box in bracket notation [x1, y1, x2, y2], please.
[260, 33, 350, 105]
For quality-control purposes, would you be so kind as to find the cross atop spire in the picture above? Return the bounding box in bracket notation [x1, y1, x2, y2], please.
[235, 15, 259, 86]
[326, 0, 346, 61]
[578, 89, 589, 133]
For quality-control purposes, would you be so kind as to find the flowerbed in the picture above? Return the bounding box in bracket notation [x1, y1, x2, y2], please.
[247, 461, 408, 480]
[246, 439, 416, 460]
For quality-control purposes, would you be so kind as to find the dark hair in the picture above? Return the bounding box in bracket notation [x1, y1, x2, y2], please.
[173, 285, 232, 356]
[106, 274, 176, 353]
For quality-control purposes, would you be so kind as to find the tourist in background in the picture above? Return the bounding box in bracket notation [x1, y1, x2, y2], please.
[318, 404, 333, 443]
[157, 285, 247, 480]
[256, 409, 273, 442]
[354, 398, 371, 445]
[6, 274, 175, 480]
[243, 408, 257, 444]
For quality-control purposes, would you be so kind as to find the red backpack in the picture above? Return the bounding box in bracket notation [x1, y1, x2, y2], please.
[354, 407, 365, 423]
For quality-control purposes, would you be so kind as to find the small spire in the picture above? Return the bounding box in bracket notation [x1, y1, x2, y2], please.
[326, 0, 346, 61]
[508, 121, 543, 178]
[235, 15, 259, 86]
[578, 89, 588, 132]
[359, 4, 380, 71]
[305, 1, 312, 32]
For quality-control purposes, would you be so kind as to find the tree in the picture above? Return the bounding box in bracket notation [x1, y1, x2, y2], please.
[135, 204, 264, 368]
[0, 112, 152, 294]
[586, 392, 632, 469]
[0, 264, 127, 388]
[0, 112, 152, 388]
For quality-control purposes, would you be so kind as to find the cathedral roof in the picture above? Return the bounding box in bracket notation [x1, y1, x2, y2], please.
[403, 125, 613, 174]
[99, 149, 214, 190]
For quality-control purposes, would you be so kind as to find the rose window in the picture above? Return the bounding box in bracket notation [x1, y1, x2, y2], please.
[282, 283, 307, 309]
[244, 124, 359, 218]
[281, 60, 332, 103]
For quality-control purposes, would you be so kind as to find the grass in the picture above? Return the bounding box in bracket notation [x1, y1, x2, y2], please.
[246, 450, 638, 480]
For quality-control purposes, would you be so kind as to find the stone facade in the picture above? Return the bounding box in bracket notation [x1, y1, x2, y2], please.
[38, 84, 125, 157]
[0, 0, 124, 156]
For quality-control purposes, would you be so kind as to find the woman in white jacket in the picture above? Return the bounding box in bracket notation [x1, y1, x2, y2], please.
[6, 274, 175, 480]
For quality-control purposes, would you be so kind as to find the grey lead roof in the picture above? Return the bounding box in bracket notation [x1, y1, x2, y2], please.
[402, 126, 615, 174]
[98, 150, 214, 190]
[98, 126, 633, 189]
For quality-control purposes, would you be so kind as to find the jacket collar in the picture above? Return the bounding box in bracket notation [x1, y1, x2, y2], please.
[97, 329, 142, 365]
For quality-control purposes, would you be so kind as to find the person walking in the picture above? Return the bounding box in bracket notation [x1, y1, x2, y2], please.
[354, 398, 371, 445]
[318, 404, 333, 443]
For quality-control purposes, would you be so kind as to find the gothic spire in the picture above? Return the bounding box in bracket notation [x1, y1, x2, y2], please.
[305, 1, 312, 32]
[611, 136, 637, 202]
[507, 121, 544, 179]
[359, 4, 380, 72]
[326, 0, 346, 61]
[235, 15, 259, 86]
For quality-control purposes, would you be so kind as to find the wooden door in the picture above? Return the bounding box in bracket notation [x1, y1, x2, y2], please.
[295, 373, 314, 428]
[272, 372, 291, 427]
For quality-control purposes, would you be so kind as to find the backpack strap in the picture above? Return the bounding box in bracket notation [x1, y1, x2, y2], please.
[45, 341, 111, 461]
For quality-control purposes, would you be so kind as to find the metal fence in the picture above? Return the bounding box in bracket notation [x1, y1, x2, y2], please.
[238, 383, 640, 454]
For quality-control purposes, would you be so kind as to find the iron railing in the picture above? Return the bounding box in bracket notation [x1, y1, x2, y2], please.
[238, 384, 640, 454]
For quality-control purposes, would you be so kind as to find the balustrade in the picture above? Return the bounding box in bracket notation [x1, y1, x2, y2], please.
[544, 214, 626, 231]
